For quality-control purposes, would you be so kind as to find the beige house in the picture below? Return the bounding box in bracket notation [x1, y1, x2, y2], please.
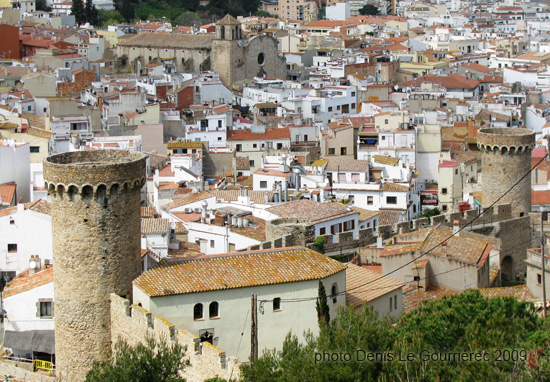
[438, 160, 463, 213]
[262, 0, 318, 21]
[379, 227, 492, 291]
[526, 247, 550, 301]
[320, 121, 354, 158]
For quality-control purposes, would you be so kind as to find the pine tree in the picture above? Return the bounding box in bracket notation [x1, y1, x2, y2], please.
[85, 0, 92, 23]
[120, 0, 134, 23]
[315, 280, 330, 327]
[71, 0, 86, 25]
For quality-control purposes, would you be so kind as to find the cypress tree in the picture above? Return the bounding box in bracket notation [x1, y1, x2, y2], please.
[71, 0, 86, 25]
[315, 280, 330, 327]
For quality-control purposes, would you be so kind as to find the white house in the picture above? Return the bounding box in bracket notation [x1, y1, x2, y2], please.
[141, 218, 171, 257]
[0, 201, 52, 280]
[132, 247, 346, 360]
[346, 263, 404, 319]
[0, 140, 31, 202]
[3, 265, 55, 361]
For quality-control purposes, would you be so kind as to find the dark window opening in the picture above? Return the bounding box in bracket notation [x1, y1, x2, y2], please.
[273, 297, 281, 311]
[193, 303, 203, 320]
[209, 302, 219, 318]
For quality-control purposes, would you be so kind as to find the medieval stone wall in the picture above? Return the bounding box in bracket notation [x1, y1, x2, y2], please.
[110, 294, 240, 381]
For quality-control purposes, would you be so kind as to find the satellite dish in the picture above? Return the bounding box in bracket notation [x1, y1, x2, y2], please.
[29, 261, 37, 269]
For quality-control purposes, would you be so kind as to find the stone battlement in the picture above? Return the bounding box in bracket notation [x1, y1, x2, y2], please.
[477, 128, 535, 155]
[110, 294, 240, 381]
[44, 150, 147, 201]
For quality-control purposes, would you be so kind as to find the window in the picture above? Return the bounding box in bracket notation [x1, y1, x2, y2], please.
[340, 147, 347, 155]
[249, 160, 255, 167]
[260, 181, 268, 189]
[386, 196, 397, 204]
[193, 303, 203, 320]
[455, 169, 458, 175]
[385, 119, 389, 124]
[382, 136, 386, 140]
[253, 144, 257, 148]
[367, 196, 373, 205]
[442, 188, 448, 195]
[538, 274, 542, 284]
[331, 283, 338, 303]
[209, 302, 219, 318]
[210, 240, 215, 248]
[328, 148, 335, 155]
[337, 105, 341, 110]
[277, 143, 283, 149]
[37, 299, 53, 319]
[273, 297, 281, 311]
[319, 227, 326, 235]
[351, 92, 356, 96]
[442, 205, 448, 212]
[236, 144, 242, 152]
[328, 106, 333, 112]
[394, 295, 397, 310]
[390, 297, 393, 312]
[7, 244, 17, 253]
[30, 146, 40, 153]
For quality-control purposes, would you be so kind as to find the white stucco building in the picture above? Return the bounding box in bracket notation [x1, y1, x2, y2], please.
[133, 247, 346, 360]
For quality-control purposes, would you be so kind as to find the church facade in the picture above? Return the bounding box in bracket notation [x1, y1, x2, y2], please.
[211, 15, 286, 86]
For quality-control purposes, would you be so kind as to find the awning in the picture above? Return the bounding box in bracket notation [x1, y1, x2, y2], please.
[4, 330, 55, 354]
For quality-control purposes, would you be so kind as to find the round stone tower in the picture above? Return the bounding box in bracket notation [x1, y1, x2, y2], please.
[477, 128, 535, 218]
[43, 150, 147, 381]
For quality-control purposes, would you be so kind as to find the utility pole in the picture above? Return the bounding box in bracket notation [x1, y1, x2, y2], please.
[251, 294, 258, 361]
[542, 213, 547, 319]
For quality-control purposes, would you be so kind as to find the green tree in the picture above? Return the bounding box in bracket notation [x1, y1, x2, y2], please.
[317, 6, 325, 20]
[359, 4, 380, 15]
[85, 336, 189, 382]
[315, 280, 330, 327]
[71, 0, 86, 25]
[120, 0, 134, 22]
[173, 11, 201, 26]
[36, 0, 52, 12]
[98, 9, 125, 27]
[313, 236, 325, 254]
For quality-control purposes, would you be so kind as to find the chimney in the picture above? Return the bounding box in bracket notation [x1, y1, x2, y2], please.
[201, 201, 208, 223]
[376, 235, 384, 248]
[453, 220, 460, 236]
[28, 255, 41, 275]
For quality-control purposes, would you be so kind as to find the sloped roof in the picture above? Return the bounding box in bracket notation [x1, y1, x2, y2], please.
[141, 218, 170, 234]
[325, 157, 369, 172]
[134, 247, 346, 297]
[118, 33, 214, 49]
[3, 267, 53, 299]
[346, 263, 404, 306]
[267, 199, 357, 224]
[0, 182, 16, 205]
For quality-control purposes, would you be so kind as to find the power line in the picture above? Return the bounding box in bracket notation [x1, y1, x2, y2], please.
[260, 154, 548, 304]
[259, 236, 536, 303]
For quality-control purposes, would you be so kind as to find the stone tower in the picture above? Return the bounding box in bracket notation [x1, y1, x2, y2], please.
[477, 128, 535, 218]
[43, 150, 147, 381]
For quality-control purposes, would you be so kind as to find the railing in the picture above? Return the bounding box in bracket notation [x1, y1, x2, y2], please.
[34, 359, 55, 372]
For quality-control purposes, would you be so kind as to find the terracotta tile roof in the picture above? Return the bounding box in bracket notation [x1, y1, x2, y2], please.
[477, 285, 535, 300]
[167, 141, 204, 149]
[26, 127, 52, 139]
[267, 199, 357, 224]
[399, 74, 480, 89]
[346, 263, 404, 306]
[118, 33, 214, 49]
[381, 182, 410, 192]
[403, 285, 458, 313]
[325, 157, 369, 172]
[230, 215, 266, 241]
[351, 206, 379, 222]
[0, 182, 16, 205]
[460, 62, 492, 73]
[134, 247, 346, 297]
[373, 155, 399, 166]
[141, 218, 170, 235]
[141, 206, 157, 218]
[0, 200, 50, 217]
[302, 20, 349, 28]
[381, 228, 491, 266]
[161, 192, 214, 211]
[532, 189, 550, 206]
[3, 267, 53, 299]
[254, 168, 291, 177]
[236, 156, 250, 170]
[227, 128, 290, 140]
[378, 211, 401, 225]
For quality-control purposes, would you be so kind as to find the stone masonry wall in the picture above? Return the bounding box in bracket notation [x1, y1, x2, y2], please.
[477, 128, 535, 218]
[111, 294, 240, 381]
[44, 150, 147, 381]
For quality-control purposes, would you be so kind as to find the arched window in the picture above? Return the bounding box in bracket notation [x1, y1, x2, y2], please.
[331, 283, 338, 303]
[209, 302, 219, 319]
[193, 303, 203, 320]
